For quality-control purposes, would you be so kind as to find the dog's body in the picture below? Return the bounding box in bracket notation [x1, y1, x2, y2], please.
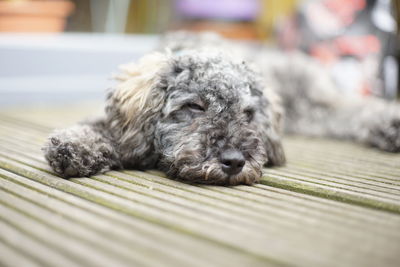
[43, 32, 400, 185]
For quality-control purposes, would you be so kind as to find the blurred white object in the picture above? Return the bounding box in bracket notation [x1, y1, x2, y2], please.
[0, 33, 158, 107]
[372, 0, 397, 33]
[331, 58, 363, 96]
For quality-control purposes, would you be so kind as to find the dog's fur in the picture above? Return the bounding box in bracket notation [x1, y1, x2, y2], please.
[43, 32, 400, 185]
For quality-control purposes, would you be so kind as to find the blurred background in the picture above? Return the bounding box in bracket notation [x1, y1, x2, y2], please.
[0, 0, 399, 108]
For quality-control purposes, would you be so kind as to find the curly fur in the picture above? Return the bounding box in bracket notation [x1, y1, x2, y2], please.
[43, 32, 400, 185]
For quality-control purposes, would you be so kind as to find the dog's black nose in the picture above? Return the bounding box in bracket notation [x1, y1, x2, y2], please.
[220, 149, 245, 175]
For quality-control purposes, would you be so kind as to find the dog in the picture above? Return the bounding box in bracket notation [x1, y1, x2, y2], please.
[43, 32, 400, 185]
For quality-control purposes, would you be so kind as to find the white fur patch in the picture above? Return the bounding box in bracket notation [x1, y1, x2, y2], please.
[113, 52, 170, 124]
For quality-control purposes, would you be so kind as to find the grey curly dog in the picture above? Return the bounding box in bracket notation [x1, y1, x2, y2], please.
[43, 32, 400, 185]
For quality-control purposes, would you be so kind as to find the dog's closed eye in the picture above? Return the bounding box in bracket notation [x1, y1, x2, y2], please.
[183, 103, 205, 113]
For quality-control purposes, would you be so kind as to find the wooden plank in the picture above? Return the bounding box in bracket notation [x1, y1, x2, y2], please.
[0, 241, 41, 267]
[1, 143, 399, 236]
[3, 144, 400, 237]
[1, 113, 400, 213]
[1, 147, 399, 266]
[0, 156, 301, 266]
[0, 178, 193, 267]
[0, 219, 79, 267]
[260, 137, 400, 213]
[0, 200, 137, 267]
[0, 170, 265, 267]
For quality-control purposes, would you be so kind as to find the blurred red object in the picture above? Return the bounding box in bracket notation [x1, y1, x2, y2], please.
[310, 35, 381, 64]
[335, 35, 380, 57]
[324, 0, 366, 25]
[0, 0, 74, 32]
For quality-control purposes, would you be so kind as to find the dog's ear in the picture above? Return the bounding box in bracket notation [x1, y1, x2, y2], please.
[259, 86, 286, 166]
[112, 52, 170, 124]
[106, 52, 170, 168]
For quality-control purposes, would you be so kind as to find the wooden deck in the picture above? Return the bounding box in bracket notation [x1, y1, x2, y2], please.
[0, 104, 399, 267]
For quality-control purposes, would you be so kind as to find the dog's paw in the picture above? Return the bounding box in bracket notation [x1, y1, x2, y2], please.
[367, 118, 400, 153]
[43, 129, 116, 178]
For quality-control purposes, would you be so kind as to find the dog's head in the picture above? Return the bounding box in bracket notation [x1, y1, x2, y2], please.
[107, 51, 285, 185]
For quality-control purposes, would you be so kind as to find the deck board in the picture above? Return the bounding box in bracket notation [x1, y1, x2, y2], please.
[0, 106, 399, 267]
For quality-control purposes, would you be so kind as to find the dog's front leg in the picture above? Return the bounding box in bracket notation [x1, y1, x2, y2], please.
[42, 119, 121, 178]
